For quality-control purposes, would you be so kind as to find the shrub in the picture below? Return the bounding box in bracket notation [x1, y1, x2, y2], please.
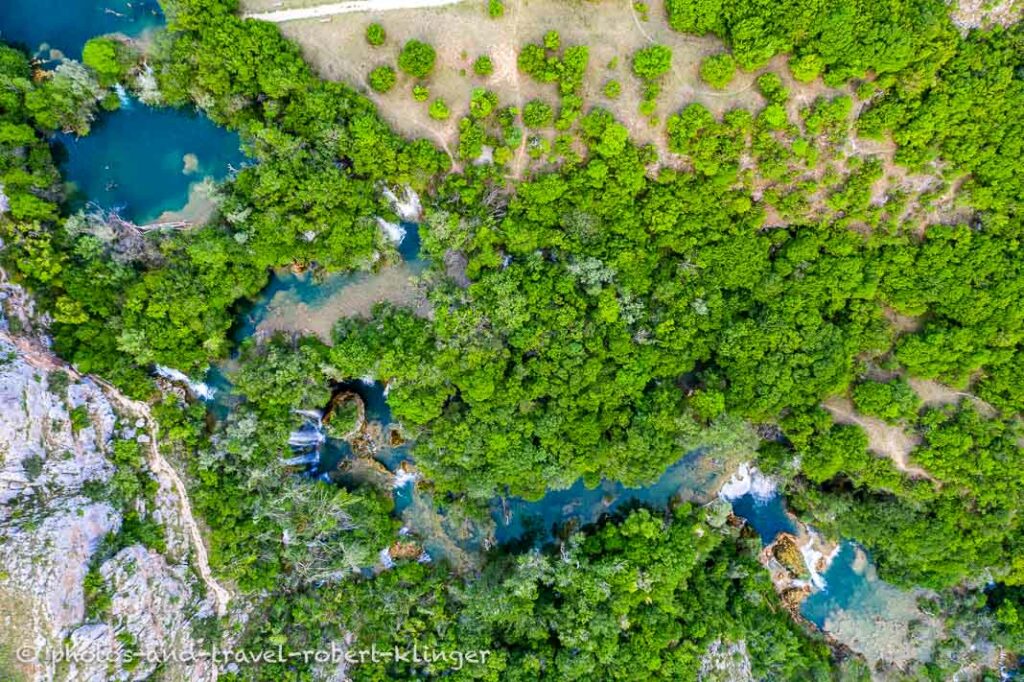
[469, 88, 499, 119]
[488, 0, 504, 18]
[522, 99, 554, 128]
[544, 30, 561, 51]
[429, 98, 450, 120]
[473, 55, 494, 77]
[700, 53, 737, 89]
[398, 40, 437, 78]
[851, 379, 922, 423]
[365, 23, 386, 46]
[603, 80, 621, 99]
[412, 84, 430, 101]
[756, 72, 788, 104]
[632, 44, 672, 80]
[368, 66, 397, 93]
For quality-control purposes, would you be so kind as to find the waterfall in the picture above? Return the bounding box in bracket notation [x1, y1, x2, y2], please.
[153, 365, 215, 401]
[376, 217, 406, 246]
[382, 186, 421, 222]
[718, 463, 776, 501]
[288, 409, 325, 450]
[281, 452, 319, 466]
[114, 84, 132, 108]
[393, 467, 419, 490]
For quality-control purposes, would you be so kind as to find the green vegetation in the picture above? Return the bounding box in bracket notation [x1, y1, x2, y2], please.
[243, 507, 832, 679]
[487, 0, 504, 18]
[603, 79, 621, 99]
[368, 65, 396, 92]
[699, 52, 736, 89]
[631, 44, 672, 80]
[398, 39, 437, 78]
[472, 54, 493, 77]
[365, 22, 386, 46]
[850, 378, 921, 423]
[522, 99, 553, 128]
[7, 0, 1024, 678]
[428, 98, 450, 120]
[664, 0, 957, 83]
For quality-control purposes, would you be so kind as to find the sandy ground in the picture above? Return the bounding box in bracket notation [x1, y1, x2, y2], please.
[822, 397, 933, 482]
[241, 0, 846, 172]
[245, 0, 464, 21]
[256, 263, 431, 342]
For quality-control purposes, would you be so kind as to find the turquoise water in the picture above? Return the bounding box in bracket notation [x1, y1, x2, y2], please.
[54, 104, 245, 224]
[232, 223, 424, 341]
[801, 542, 865, 628]
[0, 0, 162, 60]
[731, 492, 798, 544]
[493, 450, 708, 546]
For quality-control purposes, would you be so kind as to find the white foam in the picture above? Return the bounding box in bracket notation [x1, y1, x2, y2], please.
[154, 365, 215, 400]
[382, 186, 421, 222]
[376, 217, 406, 245]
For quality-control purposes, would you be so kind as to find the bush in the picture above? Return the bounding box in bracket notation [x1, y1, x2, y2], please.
[544, 30, 561, 51]
[603, 79, 621, 99]
[368, 66, 397, 93]
[756, 72, 788, 104]
[522, 99, 553, 128]
[473, 55, 494, 76]
[82, 37, 130, 86]
[399, 40, 437, 78]
[469, 88, 499, 119]
[429, 98, 450, 120]
[851, 379, 922, 423]
[488, 0, 504, 18]
[365, 23, 386, 46]
[700, 53, 736, 89]
[632, 44, 672, 80]
[412, 84, 430, 101]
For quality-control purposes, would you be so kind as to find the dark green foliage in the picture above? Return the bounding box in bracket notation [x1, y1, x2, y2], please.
[398, 40, 437, 78]
[241, 508, 833, 680]
[851, 378, 921, 423]
[664, 0, 957, 82]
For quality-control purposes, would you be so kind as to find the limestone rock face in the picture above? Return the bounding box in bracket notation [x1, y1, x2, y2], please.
[0, 339, 216, 681]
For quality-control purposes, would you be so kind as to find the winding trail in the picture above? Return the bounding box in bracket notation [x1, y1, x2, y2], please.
[0, 328, 232, 616]
[245, 0, 464, 22]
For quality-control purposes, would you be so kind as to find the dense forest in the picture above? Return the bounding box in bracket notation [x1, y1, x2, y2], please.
[2, 0, 1024, 677]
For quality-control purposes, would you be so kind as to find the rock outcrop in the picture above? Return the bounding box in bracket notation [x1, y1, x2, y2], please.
[0, 336, 217, 681]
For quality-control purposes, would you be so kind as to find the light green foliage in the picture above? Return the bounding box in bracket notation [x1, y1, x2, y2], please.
[365, 22, 385, 46]
[82, 37, 137, 86]
[398, 39, 436, 78]
[472, 54, 493, 76]
[487, 0, 504, 18]
[428, 98, 450, 120]
[756, 71, 788, 103]
[367, 65, 396, 93]
[521, 99, 553, 128]
[700, 52, 736, 88]
[631, 44, 672, 80]
[468, 87, 498, 119]
[603, 79, 621, 99]
[412, 84, 429, 101]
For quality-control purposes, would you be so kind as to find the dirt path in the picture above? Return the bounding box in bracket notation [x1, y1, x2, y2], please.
[0, 329, 232, 616]
[245, 0, 465, 22]
[822, 397, 935, 482]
